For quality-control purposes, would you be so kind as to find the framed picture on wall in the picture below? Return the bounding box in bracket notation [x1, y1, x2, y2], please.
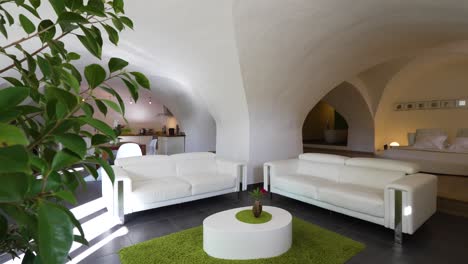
[394, 103, 404, 111]
[456, 99, 467, 108]
[441, 100, 456, 109]
[428, 100, 440, 109]
[404, 102, 415, 110]
[415, 102, 426, 110]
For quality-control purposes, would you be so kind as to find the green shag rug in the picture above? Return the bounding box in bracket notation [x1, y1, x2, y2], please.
[119, 217, 365, 264]
[235, 209, 272, 224]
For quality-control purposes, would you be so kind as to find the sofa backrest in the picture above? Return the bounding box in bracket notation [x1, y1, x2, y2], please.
[340, 157, 418, 189]
[115, 155, 175, 180]
[171, 152, 217, 176]
[339, 166, 405, 189]
[296, 153, 349, 182]
[345, 158, 419, 174]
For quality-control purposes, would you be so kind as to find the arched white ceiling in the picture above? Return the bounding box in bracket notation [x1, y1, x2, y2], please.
[3, 1, 468, 183]
[233, 0, 468, 182]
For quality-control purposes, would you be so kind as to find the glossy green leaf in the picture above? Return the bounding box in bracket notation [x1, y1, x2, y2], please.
[108, 57, 128, 73]
[74, 235, 89, 246]
[19, 14, 35, 34]
[55, 133, 87, 158]
[0, 214, 8, 241]
[80, 117, 116, 138]
[19, 3, 40, 18]
[54, 190, 77, 205]
[0, 86, 29, 110]
[95, 99, 107, 116]
[81, 102, 94, 117]
[120, 16, 133, 29]
[37, 201, 74, 264]
[89, 156, 114, 184]
[113, 0, 124, 14]
[101, 99, 121, 114]
[0, 124, 29, 147]
[83, 163, 99, 180]
[45, 86, 78, 110]
[0, 19, 7, 38]
[37, 19, 55, 43]
[0, 172, 29, 202]
[112, 17, 123, 31]
[64, 0, 83, 10]
[100, 86, 125, 115]
[29, 0, 41, 8]
[60, 68, 80, 92]
[67, 52, 80, 61]
[51, 149, 80, 170]
[0, 110, 20, 123]
[48, 0, 65, 15]
[84, 64, 106, 88]
[86, 0, 104, 13]
[131, 72, 150, 89]
[2, 77, 24, 86]
[57, 11, 87, 24]
[91, 134, 110, 146]
[122, 77, 138, 101]
[37, 55, 52, 78]
[103, 24, 118, 45]
[21, 250, 36, 264]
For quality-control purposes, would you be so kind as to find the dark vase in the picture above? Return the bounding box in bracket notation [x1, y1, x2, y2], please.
[252, 200, 262, 218]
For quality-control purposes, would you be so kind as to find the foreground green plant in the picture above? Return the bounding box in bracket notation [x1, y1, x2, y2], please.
[0, 0, 149, 263]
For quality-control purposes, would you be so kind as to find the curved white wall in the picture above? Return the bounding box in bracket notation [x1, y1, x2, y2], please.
[323, 83, 375, 152]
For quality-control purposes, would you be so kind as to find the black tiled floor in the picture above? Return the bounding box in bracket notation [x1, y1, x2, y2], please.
[2, 181, 467, 264]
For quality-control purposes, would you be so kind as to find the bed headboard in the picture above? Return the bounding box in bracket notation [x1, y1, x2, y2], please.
[457, 128, 468, 137]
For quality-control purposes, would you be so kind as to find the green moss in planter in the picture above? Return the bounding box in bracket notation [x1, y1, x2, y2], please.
[235, 209, 272, 224]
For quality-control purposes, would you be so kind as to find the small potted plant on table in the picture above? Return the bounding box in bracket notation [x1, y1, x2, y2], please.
[249, 188, 268, 217]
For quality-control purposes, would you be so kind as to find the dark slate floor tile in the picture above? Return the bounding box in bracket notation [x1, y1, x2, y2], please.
[126, 218, 179, 244]
[25, 181, 468, 264]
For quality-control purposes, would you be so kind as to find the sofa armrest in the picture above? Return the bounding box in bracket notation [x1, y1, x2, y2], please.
[385, 173, 437, 234]
[263, 159, 298, 190]
[216, 159, 247, 191]
[101, 166, 133, 221]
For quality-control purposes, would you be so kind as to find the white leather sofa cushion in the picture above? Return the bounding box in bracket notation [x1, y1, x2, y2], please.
[298, 153, 349, 165]
[115, 156, 175, 181]
[178, 173, 236, 195]
[273, 174, 336, 200]
[131, 177, 192, 204]
[176, 159, 217, 177]
[171, 152, 216, 160]
[318, 184, 385, 217]
[339, 166, 404, 189]
[296, 161, 342, 182]
[345, 158, 419, 174]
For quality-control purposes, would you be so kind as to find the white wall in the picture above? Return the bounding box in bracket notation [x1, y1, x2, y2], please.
[323, 83, 375, 152]
[375, 54, 468, 149]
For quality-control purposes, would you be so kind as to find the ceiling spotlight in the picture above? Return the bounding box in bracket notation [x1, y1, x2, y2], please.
[149, 97, 152, 105]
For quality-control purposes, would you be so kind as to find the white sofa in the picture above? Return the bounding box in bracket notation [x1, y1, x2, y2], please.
[264, 153, 437, 237]
[102, 152, 247, 222]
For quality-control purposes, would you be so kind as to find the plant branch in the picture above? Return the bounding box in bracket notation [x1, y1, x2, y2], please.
[0, 31, 69, 74]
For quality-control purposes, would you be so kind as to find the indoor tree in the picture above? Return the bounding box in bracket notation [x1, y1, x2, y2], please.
[0, 0, 150, 263]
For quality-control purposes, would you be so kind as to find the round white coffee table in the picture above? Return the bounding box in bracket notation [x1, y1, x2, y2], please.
[203, 206, 292, 260]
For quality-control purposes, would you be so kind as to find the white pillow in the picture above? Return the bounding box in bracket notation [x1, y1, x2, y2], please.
[448, 137, 468, 152]
[413, 135, 447, 150]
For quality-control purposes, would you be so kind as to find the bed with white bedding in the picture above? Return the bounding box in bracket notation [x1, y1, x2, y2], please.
[378, 128, 468, 176]
[377, 146, 468, 176]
